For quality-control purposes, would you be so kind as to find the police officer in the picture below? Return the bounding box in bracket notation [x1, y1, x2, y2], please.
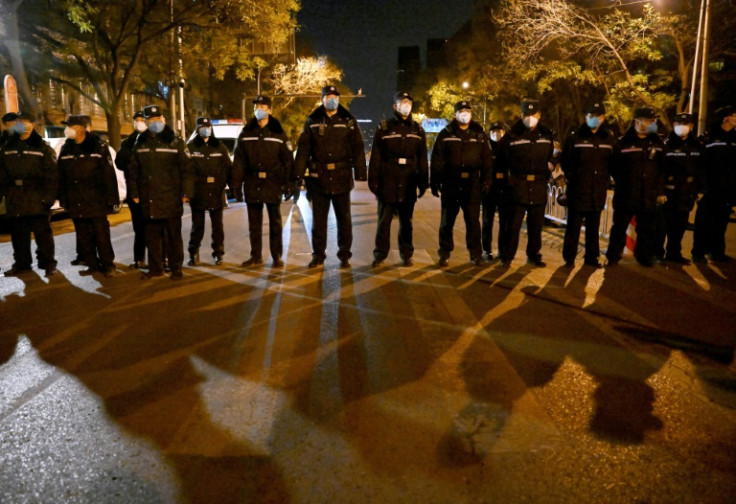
[496, 99, 555, 267]
[57, 115, 119, 277]
[232, 95, 295, 268]
[482, 121, 513, 262]
[187, 117, 232, 266]
[657, 112, 703, 264]
[128, 105, 193, 279]
[560, 102, 615, 268]
[1, 112, 18, 149]
[0, 111, 58, 276]
[115, 111, 148, 269]
[692, 105, 736, 262]
[430, 100, 493, 267]
[368, 91, 428, 267]
[606, 107, 666, 267]
[295, 85, 367, 268]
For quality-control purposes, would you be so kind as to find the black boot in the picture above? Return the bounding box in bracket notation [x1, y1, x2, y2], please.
[188, 250, 199, 266]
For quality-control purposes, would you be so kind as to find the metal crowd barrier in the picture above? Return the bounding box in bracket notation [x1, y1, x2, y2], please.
[545, 184, 614, 239]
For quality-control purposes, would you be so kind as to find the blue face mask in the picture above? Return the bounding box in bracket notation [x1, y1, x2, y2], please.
[324, 98, 339, 111]
[198, 127, 212, 138]
[254, 108, 268, 121]
[148, 120, 164, 134]
[586, 116, 601, 130]
[646, 121, 658, 134]
[10, 122, 27, 135]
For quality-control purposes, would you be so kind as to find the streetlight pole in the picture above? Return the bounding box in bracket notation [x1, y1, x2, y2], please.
[697, 0, 711, 136]
[688, 0, 707, 115]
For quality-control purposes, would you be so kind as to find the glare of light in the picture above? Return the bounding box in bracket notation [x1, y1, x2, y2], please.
[462, 81, 470, 90]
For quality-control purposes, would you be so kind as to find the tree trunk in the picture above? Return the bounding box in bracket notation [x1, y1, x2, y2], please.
[106, 111, 122, 150]
[2, 6, 38, 117]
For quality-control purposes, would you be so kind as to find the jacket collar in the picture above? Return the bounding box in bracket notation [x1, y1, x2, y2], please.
[190, 133, 221, 148]
[139, 124, 176, 144]
[309, 104, 354, 122]
[510, 119, 553, 137]
[6, 129, 45, 149]
[244, 115, 285, 135]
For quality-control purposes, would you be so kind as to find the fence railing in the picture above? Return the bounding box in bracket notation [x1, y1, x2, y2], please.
[545, 184, 614, 239]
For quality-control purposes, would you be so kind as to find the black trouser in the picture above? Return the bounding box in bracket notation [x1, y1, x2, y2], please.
[438, 199, 482, 260]
[10, 214, 56, 270]
[692, 196, 732, 258]
[73, 217, 115, 270]
[660, 206, 689, 259]
[311, 191, 352, 261]
[246, 202, 282, 261]
[562, 209, 602, 264]
[482, 191, 513, 258]
[607, 208, 659, 263]
[374, 199, 415, 261]
[189, 207, 224, 257]
[146, 216, 183, 274]
[128, 197, 147, 263]
[507, 203, 545, 262]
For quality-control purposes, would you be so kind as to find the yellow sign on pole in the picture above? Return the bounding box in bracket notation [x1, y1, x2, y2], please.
[4, 75, 19, 113]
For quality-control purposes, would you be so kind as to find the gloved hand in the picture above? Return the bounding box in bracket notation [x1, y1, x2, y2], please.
[417, 187, 426, 199]
[656, 195, 667, 205]
[431, 185, 440, 198]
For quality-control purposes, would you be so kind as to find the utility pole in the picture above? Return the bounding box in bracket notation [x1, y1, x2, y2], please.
[169, 0, 176, 129]
[697, 0, 711, 136]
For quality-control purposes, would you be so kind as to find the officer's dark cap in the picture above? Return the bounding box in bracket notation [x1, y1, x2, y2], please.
[634, 107, 659, 119]
[15, 111, 36, 122]
[253, 94, 272, 106]
[393, 91, 413, 103]
[673, 112, 694, 124]
[521, 99, 540, 116]
[143, 105, 164, 118]
[321, 85, 340, 98]
[195, 117, 212, 129]
[61, 115, 85, 127]
[454, 100, 472, 112]
[489, 121, 507, 131]
[585, 102, 606, 116]
[714, 105, 735, 120]
[2, 112, 18, 123]
[133, 111, 145, 120]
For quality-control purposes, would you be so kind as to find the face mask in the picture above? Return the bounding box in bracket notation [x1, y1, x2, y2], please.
[198, 127, 212, 138]
[397, 102, 412, 117]
[490, 132, 503, 142]
[646, 121, 658, 134]
[674, 125, 690, 138]
[586, 116, 601, 130]
[254, 108, 268, 121]
[456, 111, 471, 125]
[64, 127, 77, 139]
[324, 97, 339, 111]
[134, 121, 147, 133]
[10, 122, 27, 135]
[523, 116, 539, 129]
[148, 120, 164, 134]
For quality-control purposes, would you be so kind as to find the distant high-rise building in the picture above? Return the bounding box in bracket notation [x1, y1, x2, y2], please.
[397, 46, 421, 92]
[427, 39, 448, 69]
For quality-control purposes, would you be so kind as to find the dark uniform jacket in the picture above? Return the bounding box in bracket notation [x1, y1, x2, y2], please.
[232, 116, 294, 205]
[295, 104, 367, 195]
[560, 122, 615, 212]
[430, 119, 493, 204]
[368, 112, 428, 203]
[700, 126, 736, 207]
[662, 132, 704, 212]
[115, 131, 141, 180]
[187, 134, 232, 211]
[128, 125, 194, 219]
[0, 129, 58, 216]
[488, 139, 510, 199]
[58, 133, 119, 218]
[497, 119, 555, 205]
[611, 126, 665, 213]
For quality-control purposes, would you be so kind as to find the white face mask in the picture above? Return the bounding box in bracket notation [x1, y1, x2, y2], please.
[397, 102, 412, 117]
[64, 126, 77, 139]
[456, 111, 471, 125]
[523, 116, 539, 129]
[490, 132, 503, 142]
[134, 121, 147, 133]
[674, 125, 690, 138]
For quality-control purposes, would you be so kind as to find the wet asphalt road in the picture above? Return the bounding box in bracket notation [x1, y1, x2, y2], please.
[1, 183, 736, 503]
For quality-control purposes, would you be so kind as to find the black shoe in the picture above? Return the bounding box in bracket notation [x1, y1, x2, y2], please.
[498, 259, 511, 268]
[3, 266, 32, 277]
[606, 256, 619, 266]
[564, 261, 575, 268]
[70, 258, 87, 266]
[484, 253, 494, 262]
[665, 255, 691, 265]
[691, 254, 706, 264]
[241, 257, 263, 267]
[308, 258, 324, 268]
[272, 258, 284, 268]
[339, 258, 351, 269]
[171, 270, 183, 280]
[141, 271, 164, 280]
[79, 267, 98, 276]
[438, 257, 449, 267]
[402, 257, 414, 267]
[162, 261, 171, 273]
[709, 254, 731, 263]
[129, 261, 145, 269]
[371, 258, 385, 268]
[583, 260, 603, 269]
[214, 255, 223, 266]
[187, 251, 199, 266]
[102, 268, 115, 278]
[45, 267, 58, 277]
[527, 258, 546, 267]
[471, 256, 483, 266]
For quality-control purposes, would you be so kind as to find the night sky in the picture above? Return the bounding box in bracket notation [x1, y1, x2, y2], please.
[297, 0, 475, 123]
